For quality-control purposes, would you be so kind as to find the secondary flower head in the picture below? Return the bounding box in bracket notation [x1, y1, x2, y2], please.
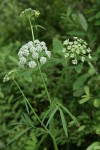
[63, 37, 92, 65]
[3, 69, 17, 82]
[18, 40, 51, 68]
[20, 8, 40, 21]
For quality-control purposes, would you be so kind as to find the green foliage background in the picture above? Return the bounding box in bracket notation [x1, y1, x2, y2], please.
[0, 0, 100, 150]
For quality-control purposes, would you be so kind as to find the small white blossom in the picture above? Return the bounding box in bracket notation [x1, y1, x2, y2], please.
[88, 54, 92, 59]
[63, 39, 69, 45]
[37, 45, 42, 52]
[71, 48, 75, 52]
[32, 52, 39, 59]
[19, 57, 26, 65]
[29, 61, 37, 68]
[65, 53, 69, 58]
[18, 51, 23, 58]
[41, 41, 46, 47]
[3, 75, 10, 82]
[74, 37, 78, 39]
[72, 59, 77, 65]
[81, 56, 85, 62]
[27, 41, 33, 48]
[69, 42, 73, 45]
[87, 48, 91, 53]
[23, 49, 29, 56]
[82, 49, 86, 54]
[63, 48, 66, 53]
[34, 39, 40, 45]
[76, 49, 80, 54]
[45, 50, 51, 58]
[70, 53, 75, 58]
[20, 45, 28, 51]
[40, 57, 47, 64]
[30, 47, 36, 53]
[67, 46, 71, 50]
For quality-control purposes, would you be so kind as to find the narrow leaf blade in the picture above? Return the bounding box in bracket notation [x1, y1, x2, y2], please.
[59, 108, 68, 137]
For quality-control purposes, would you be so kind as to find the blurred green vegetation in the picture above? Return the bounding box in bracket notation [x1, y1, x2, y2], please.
[0, 0, 100, 150]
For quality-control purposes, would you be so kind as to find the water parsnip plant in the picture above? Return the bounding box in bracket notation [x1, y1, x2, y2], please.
[3, 8, 93, 150]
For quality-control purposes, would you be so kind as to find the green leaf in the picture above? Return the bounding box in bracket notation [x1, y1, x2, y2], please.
[9, 55, 18, 64]
[75, 62, 83, 73]
[25, 132, 37, 150]
[93, 99, 100, 108]
[73, 74, 88, 90]
[42, 103, 55, 123]
[46, 106, 58, 127]
[96, 12, 100, 19]
[77, 125, 86, 132]
[86, 142, 100, 150]
[79, 96, 90, 104]
[22, 113, 34, 127]
[84, 86, 90, 96]
[35, 25, 46, 30]
[59, 108, 68, 137]
[53, 38, 63, 52]
[7, 127, 31, 146]
[78, 13, 88, 31]
[88, 64, 96, 76]
[35, 135, 47, 150]
[67, 30, 86, 36]
[57, 103, 79, 126]
[73, 87, 84, 97]
[95, 20, 100, 26]
[24, 98, 30, 114]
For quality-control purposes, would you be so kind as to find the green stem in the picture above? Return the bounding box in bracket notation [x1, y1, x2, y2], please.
[29, 18, 35, 43]
[37, 60, 51, 104]
[51, 119, 58, 150]
[13, 78, 50, 135]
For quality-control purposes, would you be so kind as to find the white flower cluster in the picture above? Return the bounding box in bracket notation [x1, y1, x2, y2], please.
[63, 37, 92, 65]
[3, 69, 17, 82]
[18, 40, 51, 68]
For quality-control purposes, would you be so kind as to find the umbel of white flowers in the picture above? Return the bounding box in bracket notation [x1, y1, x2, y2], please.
[18, 40, 51, 68]
[63, 37, 92, 65]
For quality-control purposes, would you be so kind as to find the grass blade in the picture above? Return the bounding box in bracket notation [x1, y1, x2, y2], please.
[6, 127, 31, 146]
[42, 103, 55, 123]
[57, 103, 79, 127]
[46, 106, 58, 127]
[59, 108, 68, 137]
[22, 113, 34, 127]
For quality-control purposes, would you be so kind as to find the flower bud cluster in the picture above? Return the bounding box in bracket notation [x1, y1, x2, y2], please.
[3, 69, 17, 82]
[18, 40, 51, 68]
[20, 8, 40, 21]
[63, 37, 92, 65]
